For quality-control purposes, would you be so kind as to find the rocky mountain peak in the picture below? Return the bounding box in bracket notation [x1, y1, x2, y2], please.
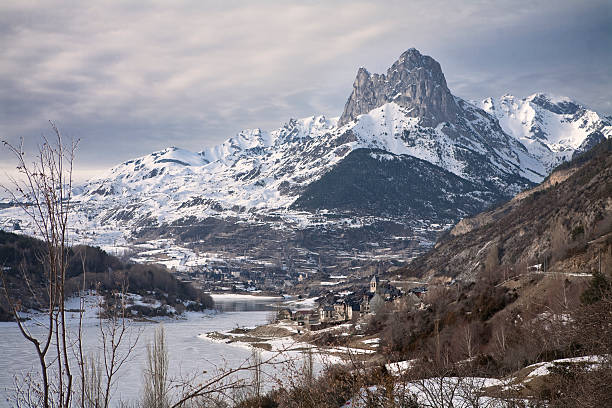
[338, 48, 459, 127]
[526, 93, 581, 115]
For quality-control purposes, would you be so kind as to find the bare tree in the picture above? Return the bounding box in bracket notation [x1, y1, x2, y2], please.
[409, 364, 504, 408]
[2, 125, 137, 408]
[143, 325, 170, 408]
[302, 347, 314, 387]
[98, 288, 140, 408]
[494, 326, 507, 357]
[250, 349, 263, 401]
[1, 124, 78, 408]
[82, 354, 103, 408]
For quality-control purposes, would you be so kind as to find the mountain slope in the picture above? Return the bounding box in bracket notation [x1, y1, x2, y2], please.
[398, 138, 612, 282]
[76, 50, 554, 228]
[1, 48, 610, 270]
[292, 148, 497, 221]
[481, 93, 612, 172]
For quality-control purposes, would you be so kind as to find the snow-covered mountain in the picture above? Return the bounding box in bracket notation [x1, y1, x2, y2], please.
[76, 49, 548, 228]
[2, 48, 609, 265]
[79, 101, 534, 225]
[481, 93, 611, 172]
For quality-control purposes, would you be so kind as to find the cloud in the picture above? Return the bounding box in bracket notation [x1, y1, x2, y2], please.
[0, 0, 610, 183]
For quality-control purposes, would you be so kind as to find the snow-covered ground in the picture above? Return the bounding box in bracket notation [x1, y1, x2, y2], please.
[199, 327, 346, 385]
[522, 355, 606, 381]
[343, 377, 508, 408]
[371, 354, 609, 407]
[385, 359, 418, 376]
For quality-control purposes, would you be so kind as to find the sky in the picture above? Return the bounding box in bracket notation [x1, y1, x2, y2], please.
[1, 0, 610, 183]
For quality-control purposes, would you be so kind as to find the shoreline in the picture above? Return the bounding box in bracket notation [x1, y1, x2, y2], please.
[209, 293, 285, 301]
[198, 317, 379, 361]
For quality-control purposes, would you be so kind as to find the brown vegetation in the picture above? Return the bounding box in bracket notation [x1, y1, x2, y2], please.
[402, 138, 612, 282]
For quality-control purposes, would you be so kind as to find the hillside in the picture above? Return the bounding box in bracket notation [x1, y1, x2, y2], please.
[399, 138, 612, 282]
[0, 231, 214, 321]
[292, 148, 494, 219]
[227, 137, 612, 407]
[338, 139, 612, 407]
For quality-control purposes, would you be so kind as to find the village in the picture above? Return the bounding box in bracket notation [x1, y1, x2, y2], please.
[202, 272, 439, 360]
[163, 241, 438, 331]
[274, 275, 430, 331]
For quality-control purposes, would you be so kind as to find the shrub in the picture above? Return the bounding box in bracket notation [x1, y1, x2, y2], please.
[580, 271, 611, 305]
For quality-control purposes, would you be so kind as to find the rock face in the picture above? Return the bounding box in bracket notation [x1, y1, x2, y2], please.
[338, 48, 459, 127]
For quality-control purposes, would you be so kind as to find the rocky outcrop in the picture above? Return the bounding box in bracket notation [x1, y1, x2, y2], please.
[338, 48, 459, 127]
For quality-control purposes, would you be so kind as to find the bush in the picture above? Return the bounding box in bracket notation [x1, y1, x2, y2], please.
[580, 271, 611, 305]
[570, 225, 584, 241]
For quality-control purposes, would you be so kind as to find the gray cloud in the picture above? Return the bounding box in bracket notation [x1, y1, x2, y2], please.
[0, 0, 610, 183]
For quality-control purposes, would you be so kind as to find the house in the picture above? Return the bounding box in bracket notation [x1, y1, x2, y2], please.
[394, 292, 422, 311]
[334, 303, 347, 320]
[408, 286, 428, 298]
[332, 301, 359, 321]
[319, 305, 334, 322]
[294, 310, 316, 326]
[360, 293, 374, 314]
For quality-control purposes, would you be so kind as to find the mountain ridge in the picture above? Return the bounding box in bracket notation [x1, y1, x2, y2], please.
[69, 49, 610, 234]
[481, 92, 611, 172]
[1, 48, 610, 270]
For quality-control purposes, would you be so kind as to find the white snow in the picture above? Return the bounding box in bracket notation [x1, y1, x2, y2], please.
[342, 377, 508, 408]
[481, 93, 611, 172]
[1, 91, 605, 255]
[524, 355, 606, 380]
[385, 359, 418, 376]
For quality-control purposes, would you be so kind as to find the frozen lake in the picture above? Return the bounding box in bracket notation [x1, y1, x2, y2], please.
[0, 295, 282, 407]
